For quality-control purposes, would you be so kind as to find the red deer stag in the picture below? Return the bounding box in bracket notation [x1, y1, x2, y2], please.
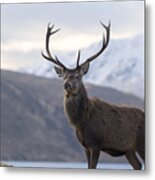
[41, 22, 145, 170]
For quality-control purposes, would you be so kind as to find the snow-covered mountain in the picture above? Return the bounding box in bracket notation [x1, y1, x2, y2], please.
[20, 35, 144, 99]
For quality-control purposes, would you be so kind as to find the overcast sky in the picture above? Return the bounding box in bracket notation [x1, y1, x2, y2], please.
[1, 0, 144, 70]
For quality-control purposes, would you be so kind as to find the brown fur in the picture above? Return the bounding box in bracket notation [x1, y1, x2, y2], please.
[41, 22, 145, 169]
[64, 83, 145, 169]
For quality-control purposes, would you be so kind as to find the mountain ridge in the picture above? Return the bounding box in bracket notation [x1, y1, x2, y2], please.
[19, 34, 144, 98]
[1, 70, 144, 163]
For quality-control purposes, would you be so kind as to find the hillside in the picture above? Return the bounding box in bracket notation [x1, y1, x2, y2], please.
[1, 70, 144, 163]
[20, 34, 144, 98]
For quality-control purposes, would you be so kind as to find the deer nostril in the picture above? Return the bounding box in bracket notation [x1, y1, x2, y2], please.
[64, 82, 71, 90]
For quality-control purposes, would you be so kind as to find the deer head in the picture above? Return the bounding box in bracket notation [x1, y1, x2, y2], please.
[41, 22, 110, 95]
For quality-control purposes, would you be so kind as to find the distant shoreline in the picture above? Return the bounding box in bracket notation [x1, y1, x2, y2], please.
[0, 161, 136, 170]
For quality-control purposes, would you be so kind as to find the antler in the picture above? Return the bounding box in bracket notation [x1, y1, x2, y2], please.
[79, 21, 110, 67]
[41, 23, 67, 69]
[76, 50, 81, 68]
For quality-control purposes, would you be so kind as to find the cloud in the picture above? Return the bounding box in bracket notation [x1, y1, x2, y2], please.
[1, 1, 144, 38]
[1, 1, 144, 70]
[2, 41, 42, 53]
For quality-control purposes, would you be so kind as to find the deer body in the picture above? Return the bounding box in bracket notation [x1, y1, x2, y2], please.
[64, 82, 145, 169]
[42, 22, 145, 169]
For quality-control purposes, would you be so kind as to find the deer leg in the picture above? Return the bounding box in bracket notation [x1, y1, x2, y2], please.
[85, 148, 91, 168]
[125, 151, 142, 170]
[89, 148, 100, 169]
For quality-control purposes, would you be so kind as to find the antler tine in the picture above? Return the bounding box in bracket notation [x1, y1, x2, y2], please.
[41, 23, 66, 69]
[76, 50, 81, 68]
[80, 21, 110, 67]
[100, 20, 110, 46]
[100, 20, 111, 30]
[48, 22, 54, 31]
[47, 23, 61, 35]
[55, 56, 66, 69]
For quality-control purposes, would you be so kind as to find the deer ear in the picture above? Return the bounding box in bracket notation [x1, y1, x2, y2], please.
[80, 62, 89, 75]
[54, 66, 64, 77]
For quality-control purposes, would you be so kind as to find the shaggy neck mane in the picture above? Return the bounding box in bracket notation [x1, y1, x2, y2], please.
[64, 84, 90, 127]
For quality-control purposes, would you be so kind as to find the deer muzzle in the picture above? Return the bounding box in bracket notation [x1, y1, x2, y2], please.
[64, 82, 72, 91]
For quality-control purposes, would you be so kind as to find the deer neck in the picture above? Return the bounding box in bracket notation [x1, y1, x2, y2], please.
[64, 83, 89, 127]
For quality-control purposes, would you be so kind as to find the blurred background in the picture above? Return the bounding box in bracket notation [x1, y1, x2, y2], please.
[1, 0, 145, 169]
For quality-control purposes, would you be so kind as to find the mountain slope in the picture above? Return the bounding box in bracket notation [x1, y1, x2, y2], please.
[1, 70, 144, 163]
[20, 35, 144, 98]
